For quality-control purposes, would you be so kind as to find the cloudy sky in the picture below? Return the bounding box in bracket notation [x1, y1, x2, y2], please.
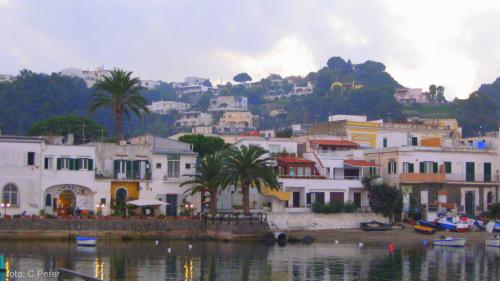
[1, 0, 500, 99]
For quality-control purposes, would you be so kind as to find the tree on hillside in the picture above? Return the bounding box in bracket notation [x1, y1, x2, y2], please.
[222, 145, 279, 213]
[233, 73, 252, 84]
[457, 92, 498, 137]
[436, 86, 446, 103]
[178, 134, 226, 159]
[89, 69, 149, 138]
[28, 115, 106, 144]
[180, 154, 227, 213]
[362, 176, 403, 223]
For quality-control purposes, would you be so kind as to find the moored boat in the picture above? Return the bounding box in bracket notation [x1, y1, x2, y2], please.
[417, 220, 436, 228]
[454, 222, 470, 233]
[360, 221, 392, 231]
[76, 236, 97, 247]
[433, 237, 466, 247]
[437, 219, 457, 231]
[414, 225, 436, 235]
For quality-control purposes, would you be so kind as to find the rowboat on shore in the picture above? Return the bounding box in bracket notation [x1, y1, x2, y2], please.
[437, 220, 457, 231]
[433, 237, 466, 247]
[417, 220, 437, 228]
[414, 225, 436, 235]
[360, 221, 392, 231]
[76, 237, 97, 247]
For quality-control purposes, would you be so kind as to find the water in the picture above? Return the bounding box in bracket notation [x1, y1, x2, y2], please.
[0, 240, 498, 281]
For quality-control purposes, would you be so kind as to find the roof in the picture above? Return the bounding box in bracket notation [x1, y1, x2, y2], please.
[310, 140, 360, 148]
[277, 157, 315, 164]
[344, 160, 379, 167]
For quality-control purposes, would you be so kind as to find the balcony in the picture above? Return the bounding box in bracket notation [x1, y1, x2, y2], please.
[400, 173, 446, 183]
[445, 173, 497, 183]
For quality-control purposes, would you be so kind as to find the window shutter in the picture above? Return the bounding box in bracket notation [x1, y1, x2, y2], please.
[387, 162, 391, 174]
[75, 158, 80, 170]
[69, 158, 74, 170]
[57, 158, 62, 170]
[408, 163, 414, 173]
[432, 162, 438, 173]
[419, 162, 425, 173]
[88, 159, 94, 171]
[44, 158, 49, 169]
[394, 162, 397, 174]
[126, 160, 132, 178]
[114, 160, 120, 178]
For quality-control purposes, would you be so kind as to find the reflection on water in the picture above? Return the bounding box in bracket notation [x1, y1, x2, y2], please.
[0, 240, 498, 280]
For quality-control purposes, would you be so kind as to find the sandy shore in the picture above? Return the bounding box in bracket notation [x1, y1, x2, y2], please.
[286, 223, 496, 246]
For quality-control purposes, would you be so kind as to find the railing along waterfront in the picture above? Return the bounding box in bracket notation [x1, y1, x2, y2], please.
[198, 212, 267, 225]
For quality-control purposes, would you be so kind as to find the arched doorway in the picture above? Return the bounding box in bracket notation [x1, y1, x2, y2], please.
[465, 191, 475, 216]
[58, 190, 76, 217]
[116, 188, 128, 204]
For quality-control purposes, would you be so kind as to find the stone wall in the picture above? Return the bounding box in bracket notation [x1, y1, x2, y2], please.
[0, 218, 269, 241]
[267, 212, 389, 230]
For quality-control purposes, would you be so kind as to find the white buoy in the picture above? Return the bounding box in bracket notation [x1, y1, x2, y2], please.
[155, 240, 159, 245]
[335, 240, 339, 244]
[358, 242, 364, 247]
[167, 248, 172, 253]
[188, 244, 193, 250]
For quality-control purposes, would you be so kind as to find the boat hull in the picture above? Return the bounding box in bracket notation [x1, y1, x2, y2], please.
[360, 221, 392, 231]
[438, 222, 457, 230]
[485, 239, 500, 248]
[414, 225, 436, 235]
[76, 237, 97, 247]
[417, 220, 436, 228]
[433, 238, 466, 247]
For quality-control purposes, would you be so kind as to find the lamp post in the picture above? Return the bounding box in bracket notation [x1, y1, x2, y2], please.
[0, 203, 10, 217]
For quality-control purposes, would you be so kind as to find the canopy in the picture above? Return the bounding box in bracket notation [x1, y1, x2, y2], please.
[126, 199, 169, 207]
[262, 187, 291, 201]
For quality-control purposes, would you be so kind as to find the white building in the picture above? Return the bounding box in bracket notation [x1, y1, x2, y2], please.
[173, 76, 212, 96]
[208, 96, 248, 112]
[288, 81, 313, 97]
[60, 67, 112, 87]
[147, 100, 190, 114]
[140, 80, 162, 90]
[176, 111, 213, 127]
[0, 74, 14, 83]
[394, 88, 428, 104]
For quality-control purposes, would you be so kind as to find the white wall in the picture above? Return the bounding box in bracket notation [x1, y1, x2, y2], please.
[267, 212, 389, 230]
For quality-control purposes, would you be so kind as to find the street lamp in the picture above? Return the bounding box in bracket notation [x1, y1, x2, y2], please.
[0, 202, 10, 217]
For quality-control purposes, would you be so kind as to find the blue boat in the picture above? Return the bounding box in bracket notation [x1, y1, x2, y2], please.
[76, 236, 97, 247]
[437, 219, 457, 230]
[495, 222, 500, 233]
[418, 220, 437, 228]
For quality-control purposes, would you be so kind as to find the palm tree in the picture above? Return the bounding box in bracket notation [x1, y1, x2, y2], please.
[223, 145, 279, 213]
[89, 69, 149, 138]
[180, 154, 226, 213]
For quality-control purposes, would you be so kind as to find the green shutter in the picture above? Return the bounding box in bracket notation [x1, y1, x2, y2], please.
[69, 158, 74, 170]
[387, 162, 391, 174]
[126, 160, 132, 179]
[484, 162, 491, 182]
[432, 162, 438, 173]
[75, 158, 80, 170]
[133, 160, 140, 179]
[114, 160, 120, 178]
[88, 159, 94, 171]
[466, 162, 475, 182]
[57, 158, 62, 170]
[419, 162, 425, 173]
[408, 163, 414, 173]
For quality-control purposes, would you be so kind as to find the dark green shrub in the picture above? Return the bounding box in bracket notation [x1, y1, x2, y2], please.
[311, 201, 358, 214]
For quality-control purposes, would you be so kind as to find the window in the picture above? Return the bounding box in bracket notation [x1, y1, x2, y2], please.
[369, 167, 377, 176]
[411, 137, 418, 146]
[78, 158, 93, 171]
[45, 193, 52, 207]
[27, 152, 35, 166]
[185, 163, 191, 169]
[383, 138, 388, 148]
[387, 161, 397, 174]
[167, 154, 180, 178]
[268, 144, 281, 154]
[419, 161, 437, 174]
[115, 188, 128, 204]
[57, 158, 71, 170]
[444, 162, 452, 174]
[304, 167, 312, 176]
[484, 162, 491, 182]
[44, 157, 53, 170]
[297, 167, 304, 176]
[156, 163, 162, 169]
[466, 162, 475, 182]
[2, 183, 18, 207]
[289, 167, 296, 177]
[403, 162, 414, 173]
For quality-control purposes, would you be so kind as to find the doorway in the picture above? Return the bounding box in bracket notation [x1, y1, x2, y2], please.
[354, 192, 362, 208]
[58, 190, 76, 217]
[292, 192, 300, 207]
[465, 191, 475, 216]
[166, 194, 178, 216]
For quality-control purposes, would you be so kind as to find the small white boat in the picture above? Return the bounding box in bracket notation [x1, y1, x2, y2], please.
[485, 238, 500, 248]
[433, 237, 466, 247]
[76, 236, 97, 247]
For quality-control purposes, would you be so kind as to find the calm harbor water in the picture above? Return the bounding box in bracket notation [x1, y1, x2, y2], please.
[0, 240, 499, 281]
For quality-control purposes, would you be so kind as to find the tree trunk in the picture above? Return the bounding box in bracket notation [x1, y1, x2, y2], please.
[116, 110, 123, 140]
[242, 183, 250, 214]
[210, 191, 217, 213]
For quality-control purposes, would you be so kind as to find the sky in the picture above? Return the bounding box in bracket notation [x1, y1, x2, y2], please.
[1, 0, 500, 99]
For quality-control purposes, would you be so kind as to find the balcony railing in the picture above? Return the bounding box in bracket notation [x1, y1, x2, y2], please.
[279, 174, 326, 179]
[400, 173, 446, 183]
[445, 173, 497, 183]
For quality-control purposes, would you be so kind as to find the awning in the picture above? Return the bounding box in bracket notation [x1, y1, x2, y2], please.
[262, 187, 291, 201]
[310, 140, 360, 148]
[344, 160, 379, 167]
[126, 199, 169, 207]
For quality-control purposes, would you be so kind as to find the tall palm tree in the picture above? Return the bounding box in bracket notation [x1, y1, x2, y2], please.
[223, 145, 279, 213]
[180, 154, 226, 213]
[89, 69, 149, 138]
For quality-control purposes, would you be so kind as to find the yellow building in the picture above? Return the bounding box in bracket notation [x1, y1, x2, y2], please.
[218, 111, 254, 133]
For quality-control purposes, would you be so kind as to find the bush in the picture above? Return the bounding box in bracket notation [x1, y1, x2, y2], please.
[311, 201, 358, 214]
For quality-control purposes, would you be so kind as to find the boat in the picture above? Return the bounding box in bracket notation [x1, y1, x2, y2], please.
[433, 237, 466, 247]
[437, 219, 457, 231]
[495, 222, 500, 233]
[360, 221, 392, 231]
[417, 220, 437, 228]
[454, 222, 470, 233]
[76, 236, 97, 247]
[414, 225, 436, 235]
